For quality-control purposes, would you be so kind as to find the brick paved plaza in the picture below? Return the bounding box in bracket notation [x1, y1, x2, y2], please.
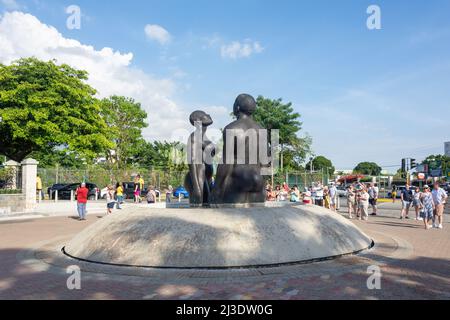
[0, 202, 449, 300]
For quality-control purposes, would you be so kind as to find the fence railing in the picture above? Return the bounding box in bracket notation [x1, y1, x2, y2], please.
[38, 167, 189, 191]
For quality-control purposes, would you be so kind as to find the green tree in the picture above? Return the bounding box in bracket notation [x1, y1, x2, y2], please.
[253, 96, 311, 170]
[306, 156, 335, 174]
[134, 140, 187, 171]
[354, 162, 382, 176]
[422, 154, 450, 169]
[99, 96, 148, 168]
[0, 58, 112, 162]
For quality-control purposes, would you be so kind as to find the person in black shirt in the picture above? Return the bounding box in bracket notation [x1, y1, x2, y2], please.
[400, 184, 413, 219]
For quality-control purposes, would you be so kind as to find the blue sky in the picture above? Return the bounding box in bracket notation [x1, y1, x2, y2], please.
[1, 0, 450, 171]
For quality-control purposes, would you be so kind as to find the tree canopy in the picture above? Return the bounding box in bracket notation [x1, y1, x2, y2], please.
[306, 156, 335, 174]
[0, 58, 112, 162]
[253, 96, 311, 170]
[99, 96, 148, 168]
[353, 162, 382, 176]
[421, 154, 450, 169]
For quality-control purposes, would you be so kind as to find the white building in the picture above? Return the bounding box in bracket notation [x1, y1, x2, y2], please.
[445, 142, 450, 157]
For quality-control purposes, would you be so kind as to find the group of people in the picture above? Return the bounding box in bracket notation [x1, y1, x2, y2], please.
[302, 182, 338, 211]
[346, 183, 379, 221]
[265, 181, 339, 211]
[74, 174, 171, 220]
[398, 182, 447, 230]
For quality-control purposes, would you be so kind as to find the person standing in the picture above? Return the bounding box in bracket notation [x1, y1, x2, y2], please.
[329, 183, 338, 212]
[347, 185, 357, 219]
[420, 185, 434, 230]
[323, 186, 330, 209]
[400, 184, 413, 219]
[432, 182, 448, 229]
[391, 185, 398, 203]
[315, 183, 324, 207]
[134, 175, 141, 203]
[358, 186, 370, 221]
[36, 175, 44, 201]
[368, 183, 379, 216]
[116, 182, 124, 210]
[412, 187, 423, 221]
[166, 185, 173, 203]
[75, 182, 89, 221]
[106, 185, 115, 215]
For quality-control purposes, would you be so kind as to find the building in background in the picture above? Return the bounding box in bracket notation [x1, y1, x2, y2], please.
[445, 141, 450, 157]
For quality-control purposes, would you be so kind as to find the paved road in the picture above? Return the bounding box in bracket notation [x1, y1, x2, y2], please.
[0, 202, 449, 300]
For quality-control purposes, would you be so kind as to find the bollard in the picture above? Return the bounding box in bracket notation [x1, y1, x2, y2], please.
[178, 193, 181, 203]
[38, 191, 42, 203]
[70, 190, 74, 202]
[95, 190, 98, 201]
[55, 190, 58, 203]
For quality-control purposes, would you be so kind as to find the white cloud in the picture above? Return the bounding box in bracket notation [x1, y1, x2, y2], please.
[0, 11, 190, 141]
[221, 40, 263, 59]
[1, 0, 21, 10]
[144, 24, 171, 45]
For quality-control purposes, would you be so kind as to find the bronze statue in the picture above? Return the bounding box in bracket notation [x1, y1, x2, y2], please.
[212, 94, 266, 204]
[184, 110, 215, 206]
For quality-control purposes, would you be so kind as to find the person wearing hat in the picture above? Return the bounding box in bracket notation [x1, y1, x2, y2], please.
[420, 185, 435, 230]
[329, 182, 338, 212]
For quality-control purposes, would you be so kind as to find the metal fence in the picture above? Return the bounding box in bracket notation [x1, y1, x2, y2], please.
[37, 166, 188, 191]
[0, 167, 22, 193]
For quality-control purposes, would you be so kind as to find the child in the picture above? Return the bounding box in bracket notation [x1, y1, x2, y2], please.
[106, 185, 116, 215]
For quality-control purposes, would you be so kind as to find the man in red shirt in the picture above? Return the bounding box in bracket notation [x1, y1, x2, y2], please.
[75, 182, 89, 221]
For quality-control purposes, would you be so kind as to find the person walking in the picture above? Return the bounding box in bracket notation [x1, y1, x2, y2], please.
[412, 187, 423, 221]
[358, 186, 370, 221]
[420, 185, 434, 230]
[432, 182, 448, 229]
[106, 185, 115, 215]
[75, 182, 89, 221]
[400, 184, 413, 219]
[368, 183, 379, 216]
[116, 182, 124, 210]
[347, 185, 357, 219]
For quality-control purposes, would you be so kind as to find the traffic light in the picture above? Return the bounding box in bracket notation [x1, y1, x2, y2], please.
[410, 159, 417, 169]
[401, 158, 406, 172]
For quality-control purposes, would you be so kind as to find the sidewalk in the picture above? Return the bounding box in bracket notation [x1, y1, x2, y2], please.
[0, 202, 448, 299]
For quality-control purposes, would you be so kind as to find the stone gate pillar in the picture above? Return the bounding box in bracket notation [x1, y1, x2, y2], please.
[21, 158, 39, 212]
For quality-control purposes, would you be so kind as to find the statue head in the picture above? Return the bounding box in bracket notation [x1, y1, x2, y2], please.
[233, 94, 256, 117]
[189, 110, 213, 127]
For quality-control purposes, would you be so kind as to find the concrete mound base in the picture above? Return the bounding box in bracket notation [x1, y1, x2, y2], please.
[64, 205, 373, 269]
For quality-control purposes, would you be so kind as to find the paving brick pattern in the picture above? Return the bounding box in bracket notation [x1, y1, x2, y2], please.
[0, 203, 449, 300]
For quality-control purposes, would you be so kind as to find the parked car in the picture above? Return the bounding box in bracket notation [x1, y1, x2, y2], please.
[47, 183, 68, 199]
[336, 186, 348, 198]
[50, 183, 99, 200]
[173, 186, 189, 199]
